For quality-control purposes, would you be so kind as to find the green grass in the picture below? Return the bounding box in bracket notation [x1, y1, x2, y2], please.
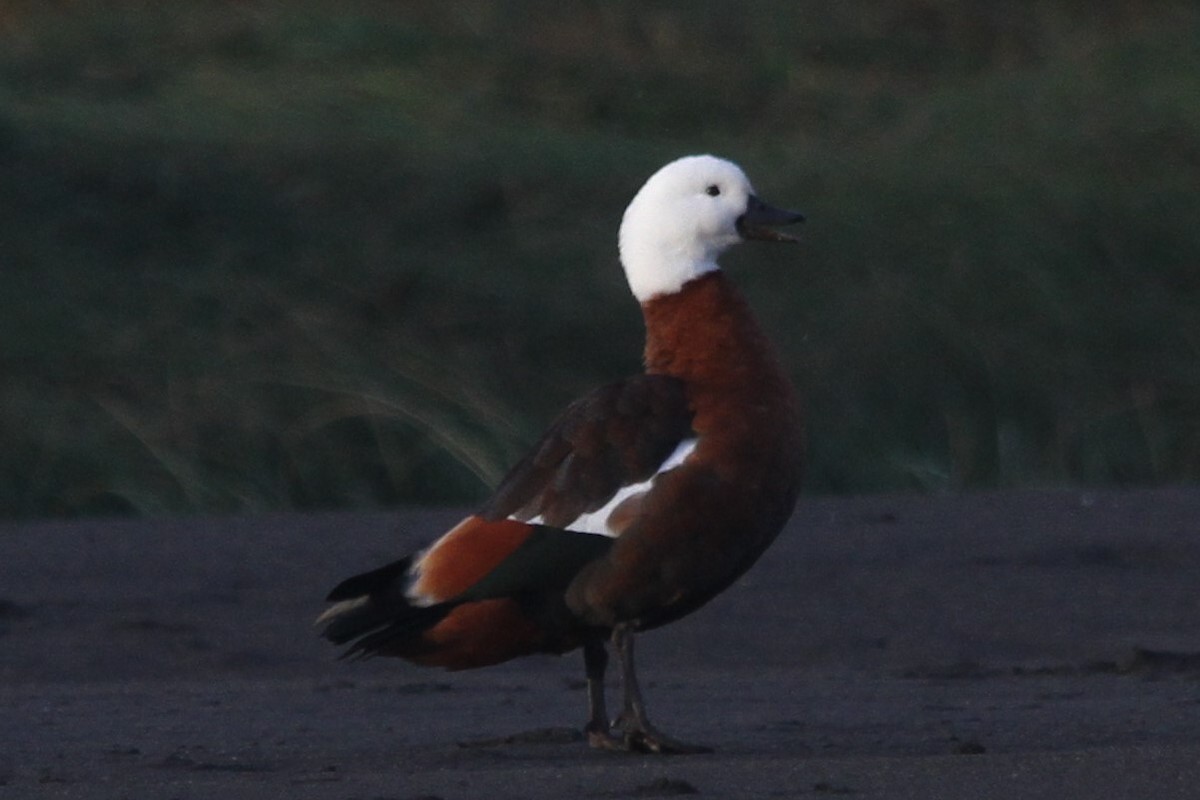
[0, 1, 1198, 517]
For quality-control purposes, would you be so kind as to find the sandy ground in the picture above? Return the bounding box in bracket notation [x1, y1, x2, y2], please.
[2, 487, 1200, 799]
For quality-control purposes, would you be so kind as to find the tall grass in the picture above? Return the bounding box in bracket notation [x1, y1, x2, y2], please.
[0, 1, 1197, 517]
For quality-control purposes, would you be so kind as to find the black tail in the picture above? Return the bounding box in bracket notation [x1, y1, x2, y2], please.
[316, 555, 454, 658]
[325, 556, 413, 603]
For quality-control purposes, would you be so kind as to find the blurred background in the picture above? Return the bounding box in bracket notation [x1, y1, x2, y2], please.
[0, 1, 1197, 519]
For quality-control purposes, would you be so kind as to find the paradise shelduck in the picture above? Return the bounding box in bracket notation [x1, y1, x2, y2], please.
[317, 154, 805, 753]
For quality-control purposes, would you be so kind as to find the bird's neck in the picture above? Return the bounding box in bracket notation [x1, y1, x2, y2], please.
[640, 273, 791, 397]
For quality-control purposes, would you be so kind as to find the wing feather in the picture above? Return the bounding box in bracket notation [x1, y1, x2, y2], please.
[480, 374, 693, 529]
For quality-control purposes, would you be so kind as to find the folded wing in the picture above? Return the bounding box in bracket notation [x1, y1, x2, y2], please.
[317, 374, 696, 668]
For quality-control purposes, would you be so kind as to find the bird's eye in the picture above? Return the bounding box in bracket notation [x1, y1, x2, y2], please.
[705, 185, 721, 197]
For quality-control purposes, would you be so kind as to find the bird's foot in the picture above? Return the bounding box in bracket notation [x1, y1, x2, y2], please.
[585, 716, 711, 755]
[585, 723, 627, 752]
[621, 726, 713, 755]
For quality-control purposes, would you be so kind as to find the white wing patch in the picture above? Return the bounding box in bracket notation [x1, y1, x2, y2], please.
[516, 438, 697, 538]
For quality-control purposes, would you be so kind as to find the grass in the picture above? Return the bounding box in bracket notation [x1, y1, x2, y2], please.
[0, 0, 1198, 518]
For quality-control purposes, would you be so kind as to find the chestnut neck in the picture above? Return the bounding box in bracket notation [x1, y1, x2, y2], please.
[640, 273, 791, 398]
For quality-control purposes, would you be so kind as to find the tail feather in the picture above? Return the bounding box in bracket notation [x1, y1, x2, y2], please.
[316, 555, 453, 654]
[338, 602, 455, 660]
[325, 555, 413, 602]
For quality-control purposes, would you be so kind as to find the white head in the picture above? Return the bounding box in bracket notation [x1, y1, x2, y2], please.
[618, 155, 803, 303]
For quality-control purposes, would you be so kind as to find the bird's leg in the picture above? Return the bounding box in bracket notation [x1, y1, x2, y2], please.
[610, 624, 712, 754]
[583, 637, 625, 750]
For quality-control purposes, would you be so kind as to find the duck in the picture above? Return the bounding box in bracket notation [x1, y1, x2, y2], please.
[317, 154, 805, 753]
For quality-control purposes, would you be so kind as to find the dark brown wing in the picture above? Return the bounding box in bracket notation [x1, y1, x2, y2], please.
[479, 374, 694, 528]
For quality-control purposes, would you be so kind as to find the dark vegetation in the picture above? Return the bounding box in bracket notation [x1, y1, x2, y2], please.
[1, 1, 1197, 518]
